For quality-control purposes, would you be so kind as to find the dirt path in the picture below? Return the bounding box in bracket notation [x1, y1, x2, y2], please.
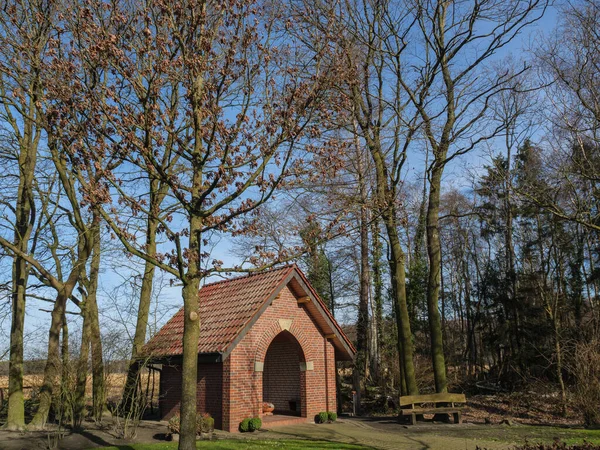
[0, 419, 169, 450]
[0, 416, 597, 450]
[258, 418, 514, 450]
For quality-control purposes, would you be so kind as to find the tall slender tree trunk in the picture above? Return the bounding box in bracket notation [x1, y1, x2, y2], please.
[179, 69, 204, 448]
[6, 257, 29, 431]
[121, 177, 167, 414]
[368, 292, 378, 382]
[74, 302, 91, 427]
[553, 315, 567, 416]
[29, 289, 71, 429]
[365, 129, 418, 395]
[179, 214, 202, 450]
[59, 315, 70, 425]
[426, 164, 448, 394]
[371, 218, 383, 383]
[30, 242, 92, 428]
[87, 221, 104, 422]
[120, 255, 156, 414]
[61, 317, 69, 387]
[354, 202, 369, 413]
[6, 142, 38, 431]
[504, 141, 522, 360]
[386, 221, 418, 395]
[3, 5, 47, 427]
[353, 138, 369, 412]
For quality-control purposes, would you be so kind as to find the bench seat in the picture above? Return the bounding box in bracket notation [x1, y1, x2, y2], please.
[399, 393, 466, 425]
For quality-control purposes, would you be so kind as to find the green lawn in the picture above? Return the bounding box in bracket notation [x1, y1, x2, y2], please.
[553, 428, 600, 446]
[95, 439, 371, 450]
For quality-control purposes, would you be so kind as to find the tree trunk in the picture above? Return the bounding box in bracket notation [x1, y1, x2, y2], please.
[30, 235, 92, 428]
[554, 317, 567, 416]
[5, 140, 38, 430]
[426, 164, 448, 394]
[365, 128, 418, 395]
[6, 256, 28, 431]
[61, 317, 69, 388]
[368, 286, 379, 383]
[87, 222, 104, 422]
[179, 214, 202, 450]
[371, 218, 383, 383]
[121, 176, 166, 414]
[120, 259, 155, 414]
[354, 202, 369, 413]
[60, 314, 69, 424]
[29, 289, 70, 429]
[385, 219, 419, 395]
[74, 302, 91, 428]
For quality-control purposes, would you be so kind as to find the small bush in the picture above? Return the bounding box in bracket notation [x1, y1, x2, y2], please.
[315, 411, 329, 423]
[204, 416, 215, 432]
[167, 414, 180, 434]
[248, 417, 262, 431]
[328, 411, 337, 422]
[239, 418, 251, 432]
[196, 412, 214, 434]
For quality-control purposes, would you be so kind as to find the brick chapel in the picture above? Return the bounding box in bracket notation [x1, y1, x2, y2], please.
[142, 264, 355, 432]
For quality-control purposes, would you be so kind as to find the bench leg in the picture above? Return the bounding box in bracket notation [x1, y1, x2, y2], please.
[410, 413, 417, 425]
[454, 411, 462, 424]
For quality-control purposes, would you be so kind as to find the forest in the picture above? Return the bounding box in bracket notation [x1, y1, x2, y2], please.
[1, 0, 600, 449]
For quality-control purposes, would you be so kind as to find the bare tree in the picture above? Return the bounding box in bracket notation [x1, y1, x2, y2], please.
[62, 1, 334, 447]
[396, 0, 548, 393]
[0, 0, 56, 430]
[296, 0, 423, 395]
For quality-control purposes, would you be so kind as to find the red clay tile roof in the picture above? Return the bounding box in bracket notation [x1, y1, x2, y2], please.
[143, 265, 294, 357]
[142, 264, 355, 360]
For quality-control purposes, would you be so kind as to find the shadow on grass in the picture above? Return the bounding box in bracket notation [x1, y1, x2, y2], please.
[266, 427, 377, 449]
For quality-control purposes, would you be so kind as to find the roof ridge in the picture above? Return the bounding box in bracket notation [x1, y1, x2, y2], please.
[200, 264, 296, 289]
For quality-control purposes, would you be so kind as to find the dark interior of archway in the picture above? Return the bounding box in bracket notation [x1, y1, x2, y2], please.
[262, 331, 303, 416]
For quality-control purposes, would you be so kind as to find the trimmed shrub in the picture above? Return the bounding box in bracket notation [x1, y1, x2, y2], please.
[315, 411, 329, 423]
[196, 412, 214, 434]
[167, 414, 180, 434]
[239, 418, 251, 433]
[328, 411, 337, 422]
[248, 417, 262, 432]
[204, 416, 215, 432]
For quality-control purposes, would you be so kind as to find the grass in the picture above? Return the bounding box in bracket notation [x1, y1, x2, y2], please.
[414, 423, 600, 446]
[551, 428, 600, 446]
[94, 439, 371, 450]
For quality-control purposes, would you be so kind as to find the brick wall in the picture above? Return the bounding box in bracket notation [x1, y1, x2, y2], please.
[263, 331, 301, 413]
[159, 364, 182, 420]
[222, 285, 337, 432]
[159, 362, 223, 429]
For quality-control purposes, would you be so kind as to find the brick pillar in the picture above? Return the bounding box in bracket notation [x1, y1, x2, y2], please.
[326, 340, 337, 412]
[300, 370, 307, 418]
[222, 358, 231, 431]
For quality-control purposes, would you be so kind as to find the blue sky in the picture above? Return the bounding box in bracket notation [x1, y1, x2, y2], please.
[0, 1, 562, 362]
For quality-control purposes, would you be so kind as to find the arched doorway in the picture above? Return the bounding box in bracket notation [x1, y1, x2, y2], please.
[262, 330, 306, 417]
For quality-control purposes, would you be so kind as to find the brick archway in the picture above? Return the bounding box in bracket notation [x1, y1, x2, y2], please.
[262, 331, 305, 416]
[255, 323, 311, 418]
[254, 320, 313, 364]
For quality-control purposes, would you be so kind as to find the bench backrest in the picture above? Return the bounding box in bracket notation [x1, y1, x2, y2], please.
[399, 393, 466, 407]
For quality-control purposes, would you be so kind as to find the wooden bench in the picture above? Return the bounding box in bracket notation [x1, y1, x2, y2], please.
[399, 393, 466, 425]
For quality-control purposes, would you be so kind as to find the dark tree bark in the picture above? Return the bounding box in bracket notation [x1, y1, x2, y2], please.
[87, 220, 104, 422]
